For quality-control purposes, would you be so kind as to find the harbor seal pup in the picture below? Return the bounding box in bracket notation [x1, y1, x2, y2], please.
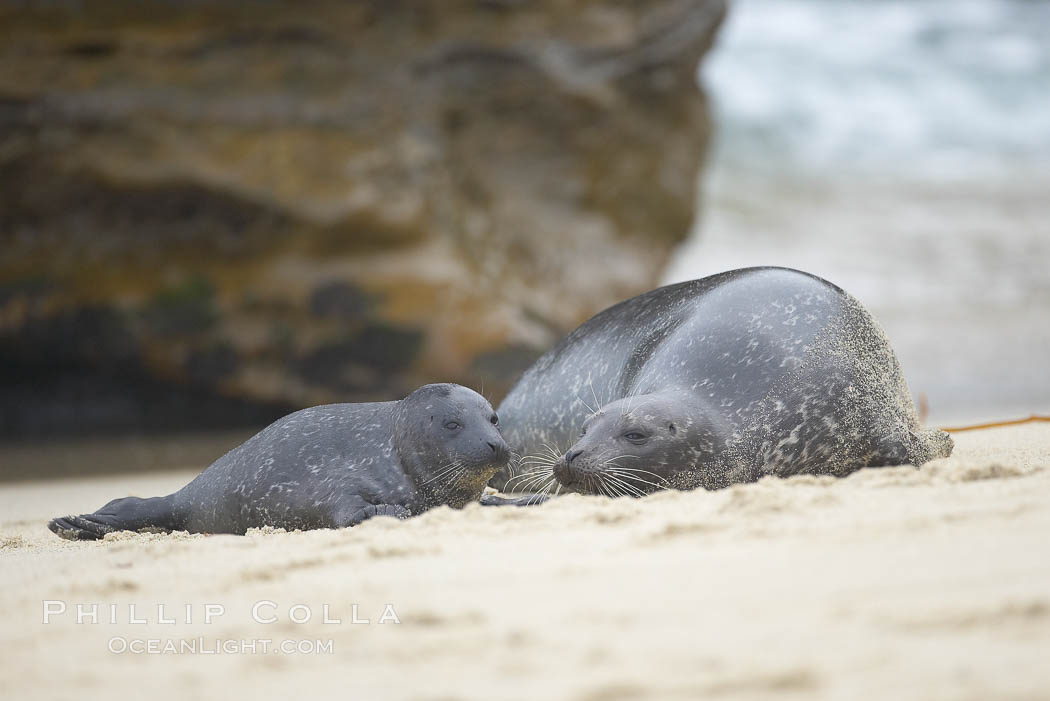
[49, 383, 527, 540]
[491, 267, 953, 496]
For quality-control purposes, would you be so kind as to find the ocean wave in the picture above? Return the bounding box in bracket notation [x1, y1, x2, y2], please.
[705, 0, 1050, 179]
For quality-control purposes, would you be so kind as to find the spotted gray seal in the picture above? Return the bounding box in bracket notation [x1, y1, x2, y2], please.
[49, 383, 533, 540]
[491, 267, 953, 496]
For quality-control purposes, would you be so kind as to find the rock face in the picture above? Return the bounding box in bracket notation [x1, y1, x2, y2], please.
[0, 0, 725, 436]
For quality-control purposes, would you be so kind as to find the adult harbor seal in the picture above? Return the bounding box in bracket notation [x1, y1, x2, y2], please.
[491, 267, 953, 496]
[50, 383, 525, 540]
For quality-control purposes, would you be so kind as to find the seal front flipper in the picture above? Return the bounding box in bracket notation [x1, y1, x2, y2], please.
[479, 493, 549, 507]
[332, 502, 412, 528]
[48, 495, 178, 541]
[48, 514, 116, 541]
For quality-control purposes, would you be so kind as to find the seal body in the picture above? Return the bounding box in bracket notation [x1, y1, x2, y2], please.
[50, 384, 511, 540]
[492, 267, 952, 495]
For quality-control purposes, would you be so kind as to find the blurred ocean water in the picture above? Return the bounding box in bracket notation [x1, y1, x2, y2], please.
[666, 0, 1050, 423]
[701, 0, 1050, 178]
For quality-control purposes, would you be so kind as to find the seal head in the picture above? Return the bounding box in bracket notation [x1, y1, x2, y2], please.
[553, 391, 727, 496]
[395, 383, 509, 508]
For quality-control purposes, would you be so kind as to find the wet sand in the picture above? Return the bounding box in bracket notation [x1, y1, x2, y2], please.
[1, 423, 1048, 700]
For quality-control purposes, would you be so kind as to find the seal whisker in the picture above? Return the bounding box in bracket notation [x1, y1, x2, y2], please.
[607, 467, 667, 483]
[508, 462, 554, 476]
[600, 456, 665, 476]
[605, 468, 670, 491]
[603, 471, 649, 497]
[606, 472, 668, 495]
[420, 461, 458, 484]
[421, 459, 464, 485]
[596, 470, 617, 497]
[575, 389, 598, 417]
[592, 474, 613, 499]
[426, 458, 463, 478]
[522, 477, 555, 499]
[502, 446, 556, 485]
[620, 389, 635, 417]
[518, 456, 558, 466]
[604, 476, 623, 499]
[589, 382, 603, 416]
[504, 469, 552, 492]
[444, 466, 468, 488]
[603, 463, 670, 481]
[540, 441, 564, 460]
[515, 464, 554, 475]
[604, 466, 671, 486]
[601, 472, 637, 498]
[507, 464, 555, 491]
[516, 463, 555, 473]
[511, 462, 551, 473]
[430, 461, 468, 484]
[507, 471, 553, 494]
[536, 474, 558, 499]
[521, 451, 558, 462]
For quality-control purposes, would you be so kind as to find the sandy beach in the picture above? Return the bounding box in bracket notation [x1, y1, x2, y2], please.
[3, 3, 1047, 700]
[1, 422, 1048, 700]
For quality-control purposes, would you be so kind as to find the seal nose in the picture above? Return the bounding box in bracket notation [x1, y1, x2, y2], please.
[487, 439, 510, 464]
[555, 450, 582, 484]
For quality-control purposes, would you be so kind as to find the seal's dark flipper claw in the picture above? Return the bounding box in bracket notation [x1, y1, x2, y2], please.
[48, 516, 85, 540]
[47, 515, 110, 541]
[480, 493, 550, 507]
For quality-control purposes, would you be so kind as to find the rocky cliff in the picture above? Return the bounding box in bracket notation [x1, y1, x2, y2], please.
[0, 0, 725, 436]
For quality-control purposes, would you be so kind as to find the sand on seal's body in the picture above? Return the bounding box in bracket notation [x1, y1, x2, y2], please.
[1, 423, 1048, 700]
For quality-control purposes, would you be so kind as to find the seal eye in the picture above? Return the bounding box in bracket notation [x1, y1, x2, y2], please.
[490, 414, 499, 426]
[444, 421, 462, 431]
[623, 431, 647, 443]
